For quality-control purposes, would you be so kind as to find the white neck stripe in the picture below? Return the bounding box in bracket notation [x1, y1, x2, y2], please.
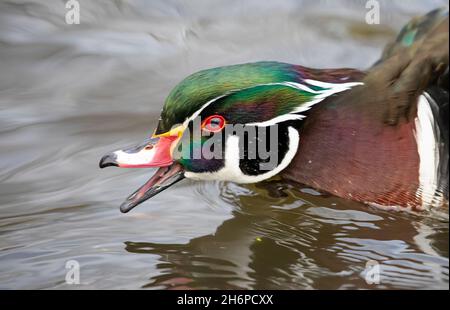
[184, 126, 300, 183]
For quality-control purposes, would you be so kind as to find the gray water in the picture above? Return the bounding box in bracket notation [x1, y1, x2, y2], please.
[0, 0, 448, 289]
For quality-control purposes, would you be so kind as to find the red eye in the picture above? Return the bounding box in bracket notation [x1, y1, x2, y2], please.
[202, 115, 226, 132]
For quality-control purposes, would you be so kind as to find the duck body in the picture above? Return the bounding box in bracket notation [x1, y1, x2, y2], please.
[282, 8, 449, 209]
[283, 81, 449, 209]
[99, 9, 449, 212]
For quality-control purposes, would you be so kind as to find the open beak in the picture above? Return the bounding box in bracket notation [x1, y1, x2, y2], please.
[99, 126, 185, 213]
[116, 162, 184, 213]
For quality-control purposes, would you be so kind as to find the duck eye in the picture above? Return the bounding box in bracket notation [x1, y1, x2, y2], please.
[202, 115, 226, 133]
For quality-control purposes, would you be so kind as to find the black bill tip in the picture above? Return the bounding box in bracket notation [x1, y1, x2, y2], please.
[99, 153, 118, 168]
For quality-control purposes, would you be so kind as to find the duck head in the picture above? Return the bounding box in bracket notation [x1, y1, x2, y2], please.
[100, 61, 362, 212]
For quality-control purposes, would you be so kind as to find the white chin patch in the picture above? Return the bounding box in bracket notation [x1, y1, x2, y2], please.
[184, 126, 300, 183]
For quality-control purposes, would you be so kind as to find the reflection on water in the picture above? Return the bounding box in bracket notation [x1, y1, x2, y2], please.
[126, 182, 449, 289]
[0, 0, 448, 289]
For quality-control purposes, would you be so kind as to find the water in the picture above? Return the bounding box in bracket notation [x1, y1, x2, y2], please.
[0, 0, 448, 289]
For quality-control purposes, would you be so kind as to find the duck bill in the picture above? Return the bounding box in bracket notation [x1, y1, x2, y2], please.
[99, 135, 179, 169]
[99, 129, 185, 213]
[119, 163, 184, 213]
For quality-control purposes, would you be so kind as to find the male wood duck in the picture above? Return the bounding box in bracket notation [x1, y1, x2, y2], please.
[100, 9, 449, 213]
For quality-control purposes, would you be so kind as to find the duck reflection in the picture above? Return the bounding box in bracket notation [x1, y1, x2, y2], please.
[125, 180, 449, 289]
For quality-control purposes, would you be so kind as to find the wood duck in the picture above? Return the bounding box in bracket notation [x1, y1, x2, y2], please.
[100, 9, 449, 213]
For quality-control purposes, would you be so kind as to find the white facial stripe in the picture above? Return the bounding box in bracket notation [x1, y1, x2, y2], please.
[303, 79, 360, 88]
[414, 93, 441, 207]
[182, 80, 363, 128]
[245, 114, 305, 127]
[283, 81, 322, 94]
[269, 80, 362, 117]
[184, 126, 300, 183]
[246, 81, 362, 126]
